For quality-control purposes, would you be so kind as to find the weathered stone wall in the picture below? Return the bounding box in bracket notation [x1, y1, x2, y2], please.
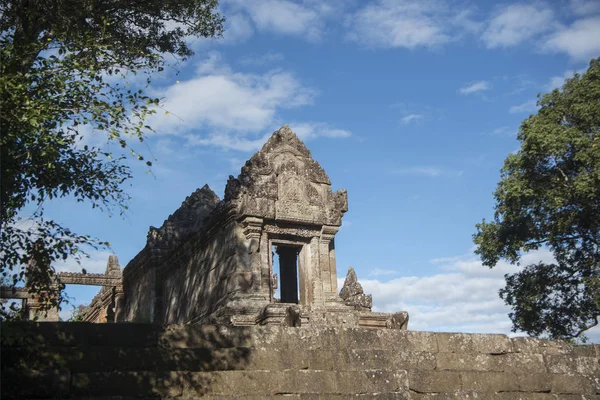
[120, 186, 220, 323]
[2, 322, 599, 399]
[155, 206, 252, 324]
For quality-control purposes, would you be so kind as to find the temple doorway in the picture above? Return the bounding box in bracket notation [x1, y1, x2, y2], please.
[271, 244, 301, 304]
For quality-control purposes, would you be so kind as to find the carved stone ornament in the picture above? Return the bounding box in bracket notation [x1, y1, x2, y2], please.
[340, 267, 373, 311]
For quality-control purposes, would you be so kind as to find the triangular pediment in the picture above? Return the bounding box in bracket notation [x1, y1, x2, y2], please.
[224, 125, 347, 226]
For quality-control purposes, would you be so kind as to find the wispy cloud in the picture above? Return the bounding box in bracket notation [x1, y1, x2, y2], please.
[459, 81, 490, 95]
[353, 248, 600, 338]
[509, 99, 538, 114]
[345, 0, 457, 49]
[291, 122, 352, 140]
[224, 0, 333, 42]
[401, 114, 424, 124]
[481, 4, 555, 48]
[391, 167, 463, 178]
[54, 250, 116, 274]
[544, 16, 600, 61]
[146, 52, 349, 152]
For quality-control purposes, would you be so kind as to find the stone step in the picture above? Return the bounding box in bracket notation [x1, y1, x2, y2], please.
[5, 345, 599, 377]
[1, 347, 437, 373]
[4, 323, 598, 359]
[67, 370, 409, 397]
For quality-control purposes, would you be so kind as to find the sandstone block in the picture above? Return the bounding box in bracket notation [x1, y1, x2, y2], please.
[511, 337, 573, 355]
[460, 371, 520, 392]
[71, 371, 183, 397]
[546, 355, 577, 374]
[515, 372, 553, 392]
[436, 332, 512, 354]
[408, 370, 461, 393]
[551, 374, 596, 395]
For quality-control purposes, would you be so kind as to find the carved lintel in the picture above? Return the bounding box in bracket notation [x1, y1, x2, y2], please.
[264, 224, 320, 238]
[57, 273, 122, 287]
[320, 225, 339, 241]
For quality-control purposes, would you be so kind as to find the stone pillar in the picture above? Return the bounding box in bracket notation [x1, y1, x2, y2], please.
[319, 226, 339, 298]
[241, 217, 265, 295]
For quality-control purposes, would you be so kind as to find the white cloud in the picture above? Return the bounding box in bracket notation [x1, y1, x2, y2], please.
[186, 132, 271, 152]
[401, 114, 424, 124]
[509, 99, 538, 114]
[148, 53, 350, 152]
[544, 17, 600, 61]
[482, 4, 555, 48]
[150, 52, 316, 135]
[224, 0, 327, 42]
[291, 122, 352, 140]
[358, 247, 600, 342]
[221, 13, 255, 44]
[391, 167, 463, 178]
[54, 250, 116, 274]
[345, 0, 454, 49]
[459, 81, 490, 95]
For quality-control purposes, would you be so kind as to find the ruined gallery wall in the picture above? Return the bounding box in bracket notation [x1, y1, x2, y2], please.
[154, 206, 257, 324]
[120, 186, 221, 323]
[120, 251, 157, 322]
[2, 322, 599, 398]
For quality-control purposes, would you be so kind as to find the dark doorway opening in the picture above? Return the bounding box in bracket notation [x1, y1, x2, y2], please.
[272, 245, 300, 304]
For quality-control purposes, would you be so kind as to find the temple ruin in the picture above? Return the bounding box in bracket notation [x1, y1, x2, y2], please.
[2, 125, 408, 328]
[116, 125, 407, 328]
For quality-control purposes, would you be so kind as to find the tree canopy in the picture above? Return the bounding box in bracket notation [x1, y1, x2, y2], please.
[0, 0, 224, 316]
[474, 58, 600, 340]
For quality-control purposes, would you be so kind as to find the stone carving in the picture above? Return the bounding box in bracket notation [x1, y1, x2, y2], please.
[340, 267, 373, 311]
[386, 311, 409, 330]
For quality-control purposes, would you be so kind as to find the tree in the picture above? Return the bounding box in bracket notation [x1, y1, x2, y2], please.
[0, 0, 224, 317]
[474, 58, 600, 340]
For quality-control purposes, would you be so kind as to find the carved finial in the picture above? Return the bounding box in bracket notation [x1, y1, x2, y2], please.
[106, 255, 121, 275]
[340, 266, 372, 311]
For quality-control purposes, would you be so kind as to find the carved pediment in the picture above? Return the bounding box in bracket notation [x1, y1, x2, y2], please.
[225, 125, 347, 226]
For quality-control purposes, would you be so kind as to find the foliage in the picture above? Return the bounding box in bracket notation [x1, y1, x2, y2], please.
[0, 0, 224, 317]
[474, 58, 600, 340]
[68, 304, 90, 322]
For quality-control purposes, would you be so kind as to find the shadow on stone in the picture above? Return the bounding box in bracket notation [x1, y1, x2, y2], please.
[1, 322, 253, 398]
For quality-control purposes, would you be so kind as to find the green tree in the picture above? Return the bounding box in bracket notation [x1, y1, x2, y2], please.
[474, 58, 600, 340]
[0, 0, 224, 317]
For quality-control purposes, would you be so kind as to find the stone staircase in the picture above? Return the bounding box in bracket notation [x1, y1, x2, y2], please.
[2, 322, 599, 399]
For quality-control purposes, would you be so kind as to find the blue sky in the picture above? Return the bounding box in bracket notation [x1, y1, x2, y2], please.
[37, 0, 600, 340]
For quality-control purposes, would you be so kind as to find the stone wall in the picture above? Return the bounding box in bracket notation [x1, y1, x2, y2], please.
[120, 185, 220, 323]
[2, 322, 599, 399]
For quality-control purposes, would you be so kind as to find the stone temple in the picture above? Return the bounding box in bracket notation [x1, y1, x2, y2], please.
[114, 125, 408, 329]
